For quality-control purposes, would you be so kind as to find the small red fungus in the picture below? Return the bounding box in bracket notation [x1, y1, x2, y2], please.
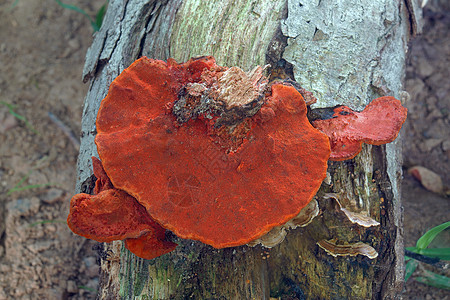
[68, 158, 177, 259]
[68, 189, 160, 242]
[94, 57, 331, 248]
[125, 231, 177, 260]
[311, 96, 407, 161]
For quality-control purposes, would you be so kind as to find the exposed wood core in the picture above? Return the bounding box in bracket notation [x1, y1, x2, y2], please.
[173, 64, 268, 129]
[219, 66, 267, 108]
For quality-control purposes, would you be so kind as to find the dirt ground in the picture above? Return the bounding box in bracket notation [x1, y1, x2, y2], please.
[0, 1, 448, 299]
[402, 4, 450, 299]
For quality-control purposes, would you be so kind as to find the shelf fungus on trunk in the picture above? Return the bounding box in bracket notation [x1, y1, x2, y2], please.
[68, 56, 408, 260]
[323, 193, 380, 228]
[67, 56, 331, 259]
[310, 96, 407, 161]
[317, 239, 379, 259]
[67, 157, 177, 260]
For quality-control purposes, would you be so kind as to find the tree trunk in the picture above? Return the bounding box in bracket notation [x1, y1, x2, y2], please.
[77, 0, 421, 299]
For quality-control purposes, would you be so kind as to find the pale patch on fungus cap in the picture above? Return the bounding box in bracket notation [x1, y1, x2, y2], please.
[173, 63, 269, 127]
[217, 65, 268, 108]
[185, 82, 207, 97]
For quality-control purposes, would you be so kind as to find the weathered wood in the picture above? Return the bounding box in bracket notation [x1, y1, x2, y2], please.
[76, 0, 418, 298]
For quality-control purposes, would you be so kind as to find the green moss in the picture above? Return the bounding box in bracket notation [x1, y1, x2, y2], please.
[133, 259, 150, 296]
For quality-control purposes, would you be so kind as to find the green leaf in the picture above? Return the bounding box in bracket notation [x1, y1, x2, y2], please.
[415, 270, 450, 290]
[405, 259, 419, 282]
[94, 2, 108, 31]
[416, 222, 450, 249]
[407, 247, 450, 260]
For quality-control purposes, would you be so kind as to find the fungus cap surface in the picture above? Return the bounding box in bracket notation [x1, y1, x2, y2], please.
[67, 189, 162, 243]
[95, 57, 330, 248]
[125, 231, 177, 260]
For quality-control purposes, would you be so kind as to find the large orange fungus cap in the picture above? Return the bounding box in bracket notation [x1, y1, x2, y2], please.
[95, 56, 330, 248]
[311, 96, 407, 161]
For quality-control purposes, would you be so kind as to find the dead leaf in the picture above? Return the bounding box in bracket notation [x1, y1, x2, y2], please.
[408, 166, 444, 195]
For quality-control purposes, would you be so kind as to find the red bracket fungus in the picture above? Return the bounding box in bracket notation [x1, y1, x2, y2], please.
[68, 55, 407, 260]
[67, 56, 331, 258]
[94, 56, 330, 249]
[311, 97, 407, 161]
[67, 157, 177, 260]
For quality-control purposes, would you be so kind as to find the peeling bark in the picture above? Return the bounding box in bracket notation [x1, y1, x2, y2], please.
[76, 0, 419, 298]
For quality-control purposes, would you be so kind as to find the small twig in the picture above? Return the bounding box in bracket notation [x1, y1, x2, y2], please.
[405, 249, 448, 269]
[48, 111, 80, 150]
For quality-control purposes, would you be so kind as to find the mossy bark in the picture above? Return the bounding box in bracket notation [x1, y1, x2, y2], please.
[78, 0, 419, 299]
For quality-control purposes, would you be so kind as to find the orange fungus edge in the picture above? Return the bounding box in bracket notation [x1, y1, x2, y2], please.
[125, 232, 178, 260]
[68, 158, 177, 258]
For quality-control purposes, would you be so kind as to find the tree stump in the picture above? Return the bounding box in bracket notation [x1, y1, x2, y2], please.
[76, 0, 421, 298]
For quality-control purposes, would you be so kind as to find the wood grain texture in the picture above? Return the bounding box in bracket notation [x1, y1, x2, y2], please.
[170, 0, 285, 71]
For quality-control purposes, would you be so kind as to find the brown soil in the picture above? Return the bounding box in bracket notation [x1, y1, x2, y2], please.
[0, 1, 102, 299]
[0, 1, 448, 299]
[402, 3, 450, 299]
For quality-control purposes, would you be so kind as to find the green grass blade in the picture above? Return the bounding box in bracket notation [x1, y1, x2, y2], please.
[54, 0, 93, 21]
[8, 0, 20, 11]
[7, 171, 31, 195]
[54, 0, 96, 30]
[0, 101, 38, 134]
[15, 171, 31, 187]
[94, 2, 108, 31]
[416, 222, 450, 249]
[0, 101, 15, 109]
[78, 285, 96, 292]
[415, 270, 450, 290]
[405, 259, 419, 282]
[7, 183, 56, 195]
[29, 219, 66, 227]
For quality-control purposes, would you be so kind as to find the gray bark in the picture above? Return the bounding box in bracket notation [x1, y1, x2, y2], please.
[76, 0, 420, 298]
